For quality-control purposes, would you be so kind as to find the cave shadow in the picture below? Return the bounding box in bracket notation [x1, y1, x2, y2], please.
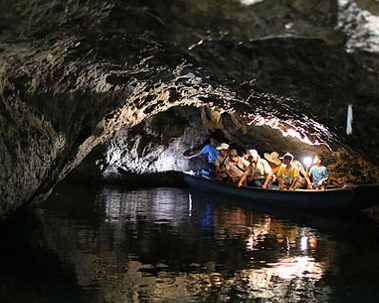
[0, 208, 97, 303]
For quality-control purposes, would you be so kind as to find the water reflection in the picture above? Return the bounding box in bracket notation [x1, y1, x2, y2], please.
[3, 184, 379, 302]
[97, 187, 191, 226]
[37, 186, 332, 301]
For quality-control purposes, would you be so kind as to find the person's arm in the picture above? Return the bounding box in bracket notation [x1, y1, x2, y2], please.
[301, 169, 312, 189]
[271, 173, 277, 182]
[262, 173, 272, 189]
[239, 165, 252, 186]
[277, 176, 284, 190]
[289, 177, 298, 191]
[238, 174, 246, 188]
[262, 161, 273, 189]
[289, 167, 300, 191]
[184, 150, 203, 159]
[317, 168, 330, 187]
[277, 167, 283, 190]
[241, 158, 250, 169]
[317, 176, 329, 187]
[243, 164, 254, 182]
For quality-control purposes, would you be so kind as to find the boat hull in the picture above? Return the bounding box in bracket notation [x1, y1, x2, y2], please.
[183, 174, 379, 211]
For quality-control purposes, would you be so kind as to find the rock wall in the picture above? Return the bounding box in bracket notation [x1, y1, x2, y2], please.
[97, 107, 206, 177]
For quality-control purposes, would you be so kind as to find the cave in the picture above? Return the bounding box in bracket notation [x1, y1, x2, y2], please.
[1, 0, 379, 220]
[2, 0, 379, 302]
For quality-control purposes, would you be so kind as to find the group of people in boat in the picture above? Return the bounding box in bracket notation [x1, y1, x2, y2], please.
[184, 137, 330, 191]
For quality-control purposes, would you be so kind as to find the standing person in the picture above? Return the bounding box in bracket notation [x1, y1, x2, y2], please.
[264, 151, 282, 183]
[184, 137, 220, 173]
[215, 143, 230, 182]
[277, 153, 300, 191]
[225, 149, 250, 184]
[292, 159, 312, 189]
[308, 155, 329, 190]
[238, 149, 273, 189]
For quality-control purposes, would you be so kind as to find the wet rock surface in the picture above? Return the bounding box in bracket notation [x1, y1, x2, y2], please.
[1, 0, 379, 219]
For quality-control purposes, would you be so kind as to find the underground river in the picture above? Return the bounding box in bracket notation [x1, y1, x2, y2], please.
[2, 0, 379, 302]
[1, 181, 379, 303]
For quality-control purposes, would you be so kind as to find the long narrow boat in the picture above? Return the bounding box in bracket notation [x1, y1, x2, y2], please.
[183, 172, 379, 211]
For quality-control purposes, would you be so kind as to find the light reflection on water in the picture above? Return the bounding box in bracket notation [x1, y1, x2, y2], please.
[90, 187, 329, 302]
[2, 184, 379, 302]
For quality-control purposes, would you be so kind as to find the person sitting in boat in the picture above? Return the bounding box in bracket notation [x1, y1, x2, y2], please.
[292, 159, 312, 189]
[307, 154, 329, 190]
[243, 144, 257, 160]
[215, 143, 230, 182]
[277, 152, 300, 191]
[264, 151, 282, 183]
[225, 149, 249, 184]
[238, 149, 273, 189]
[184, 137, 219, 173]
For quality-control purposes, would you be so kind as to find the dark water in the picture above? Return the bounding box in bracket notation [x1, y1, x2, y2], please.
[1, 184, 379, 303]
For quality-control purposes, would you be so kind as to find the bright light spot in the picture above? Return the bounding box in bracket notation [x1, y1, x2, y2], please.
[97, 188, 185, 224]
[245, 256, 324, 291]
[188, 39, 204, 51]
[188, 193, 193, 216]
[284, 128, 315, 145]
[246, 234, 255, 250]
[347, 104, 353, 135]
[273, 256, 322, 280]
[301, 236, 308, 251]
[303, 157, 312, 167]
[285, 22, 294, 30]
[239, 0, 264, 5]
[250, 116, 330, 147]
